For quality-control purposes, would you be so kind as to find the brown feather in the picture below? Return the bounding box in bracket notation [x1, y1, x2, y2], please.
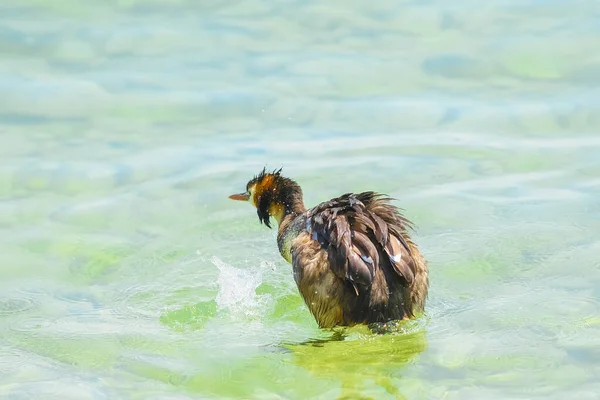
[385, 234, 415, 286]
[290, 191, 428, 326]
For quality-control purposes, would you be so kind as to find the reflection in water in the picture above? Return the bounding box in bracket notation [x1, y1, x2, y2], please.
[286, 322, 428, 399]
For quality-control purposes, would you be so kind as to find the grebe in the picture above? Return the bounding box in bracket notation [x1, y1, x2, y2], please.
[229, 168, 428, 328]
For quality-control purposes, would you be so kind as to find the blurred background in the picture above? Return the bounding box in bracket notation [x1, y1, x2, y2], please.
[1, 1, 599, 399]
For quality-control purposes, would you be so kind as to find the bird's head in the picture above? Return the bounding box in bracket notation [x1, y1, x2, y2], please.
[229, 167, 305, 228]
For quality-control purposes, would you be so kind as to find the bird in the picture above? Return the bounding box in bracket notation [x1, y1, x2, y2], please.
[229, 168, 428, 329]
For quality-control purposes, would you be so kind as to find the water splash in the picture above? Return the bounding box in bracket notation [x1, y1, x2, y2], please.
[212, 256, 268, 319]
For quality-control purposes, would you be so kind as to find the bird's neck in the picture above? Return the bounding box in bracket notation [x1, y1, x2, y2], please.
[270, 194, 306, 227]
[276, 203, 306, 264]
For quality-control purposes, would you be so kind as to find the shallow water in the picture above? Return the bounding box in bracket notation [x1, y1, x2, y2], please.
[1, 1, 600, 399]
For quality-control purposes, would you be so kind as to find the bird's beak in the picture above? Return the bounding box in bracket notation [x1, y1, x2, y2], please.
[229, 192, 249, 201]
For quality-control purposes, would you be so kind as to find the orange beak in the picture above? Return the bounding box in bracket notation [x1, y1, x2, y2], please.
[229, 192, 249, 201]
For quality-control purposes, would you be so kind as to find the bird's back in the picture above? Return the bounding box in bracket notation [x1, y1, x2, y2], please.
[284, 192, 428, 328]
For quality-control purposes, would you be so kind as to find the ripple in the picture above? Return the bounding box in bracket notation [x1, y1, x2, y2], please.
[119, 355, 188, 389]
[67, 246, 128, 284]
[0, 296, 38, 316]
[112, 284, 166, 320]
[538, 292, 600, 317]
[117, 332, 170, 352]
[53, 290, 102, 310]
[9, 316, 53, 334]
[159, 300, 217, 332]
[0, 379, 109, 400]
[0, 346, 29, 374]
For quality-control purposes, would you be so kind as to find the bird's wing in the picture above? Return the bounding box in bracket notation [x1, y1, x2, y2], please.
[306, 192, 416, 295]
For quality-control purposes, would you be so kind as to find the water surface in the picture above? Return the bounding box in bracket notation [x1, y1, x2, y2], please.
[1, 1, 599, 399]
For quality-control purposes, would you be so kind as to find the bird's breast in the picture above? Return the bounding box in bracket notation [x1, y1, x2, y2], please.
[277, 214, 307, 264]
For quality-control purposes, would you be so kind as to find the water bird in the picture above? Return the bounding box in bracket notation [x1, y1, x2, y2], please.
[229, 168, 428, 328]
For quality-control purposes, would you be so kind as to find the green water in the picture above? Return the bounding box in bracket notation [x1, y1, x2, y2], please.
[2, 1, 600, 399]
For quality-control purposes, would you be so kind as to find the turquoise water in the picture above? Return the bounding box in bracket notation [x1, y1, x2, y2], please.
[2, 1, 600, 399]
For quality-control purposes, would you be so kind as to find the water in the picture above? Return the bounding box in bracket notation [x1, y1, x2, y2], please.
[1, 1, 599, 399]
